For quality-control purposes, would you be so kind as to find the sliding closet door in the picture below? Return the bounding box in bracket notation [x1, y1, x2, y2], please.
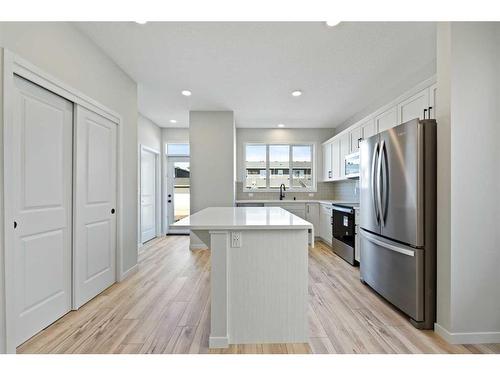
[12, 76, 73, 346]
[74, 105, 117, 308]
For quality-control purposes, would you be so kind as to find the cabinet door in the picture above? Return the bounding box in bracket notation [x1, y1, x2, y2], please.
[331, 138, 341, 180]
[319, 205, 332, 244]
[429, 83, 437, 120]
[339, 133, 350, 179]
[349, 126, 363, 153]
[306, 203, 319, 231]
[361, 119, 376, 140]
[397, 88, 430, 124]
[375, 106, 398, 133]
[322, 142, 332, 181]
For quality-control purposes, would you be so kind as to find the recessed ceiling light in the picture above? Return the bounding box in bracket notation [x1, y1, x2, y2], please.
[277, 124, 285, 128]
[325, 21, 340, 27]
[291, 90, 302, 97]
[181, 90, 192, 96]
[135, 21, 148, 25]
[169, 119, 177, 124]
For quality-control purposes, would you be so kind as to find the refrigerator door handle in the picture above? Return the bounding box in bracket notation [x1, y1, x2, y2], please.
[381, 140, 389, 224]
[377, 140, 385, 227]
[360, 229, 415, 257]
[371, 142, 380, 224]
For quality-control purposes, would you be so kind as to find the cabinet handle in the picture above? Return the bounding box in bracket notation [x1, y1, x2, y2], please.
[111, 208, 116, 214]
[428, 106, 433, 119]
[358, 137, 363, 148]
[14, 221, 17, 229]
[328, 171, 332, 179]
[423, 108, 427, 120]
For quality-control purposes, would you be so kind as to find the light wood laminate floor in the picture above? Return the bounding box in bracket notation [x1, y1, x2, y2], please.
[18, 236, 500, 354]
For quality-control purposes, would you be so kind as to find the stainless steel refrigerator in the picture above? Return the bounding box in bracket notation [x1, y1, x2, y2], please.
[359, 118, 436, 329]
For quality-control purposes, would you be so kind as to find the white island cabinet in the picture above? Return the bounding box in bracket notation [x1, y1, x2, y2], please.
[173, 207, 311, 348]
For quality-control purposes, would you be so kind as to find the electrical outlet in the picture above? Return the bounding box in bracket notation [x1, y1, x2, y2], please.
[231, 232, 242, 248]
[308, 193, 314, 197]
[248, 192, 254, 197]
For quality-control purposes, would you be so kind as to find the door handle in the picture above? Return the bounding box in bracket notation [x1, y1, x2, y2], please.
[111, 208, 115, 214]
[371, 142, 380, 224]
[360, 229, 415, 257]
[377, 140, 385, 227]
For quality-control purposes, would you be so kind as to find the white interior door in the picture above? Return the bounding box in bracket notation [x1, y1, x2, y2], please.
[74, 105, 117, 309]
[140, 148, 157, 243]
[12, 76, 73, 346]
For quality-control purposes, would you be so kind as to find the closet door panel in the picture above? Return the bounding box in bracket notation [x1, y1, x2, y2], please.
[12, 76, 73, 346]
[74, 105, 117, 308]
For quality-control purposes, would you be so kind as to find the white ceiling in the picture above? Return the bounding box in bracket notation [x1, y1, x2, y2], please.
[76, 22, 436, 128]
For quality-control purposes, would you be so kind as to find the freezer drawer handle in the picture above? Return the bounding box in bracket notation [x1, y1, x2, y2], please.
[360, 230, 415, 257]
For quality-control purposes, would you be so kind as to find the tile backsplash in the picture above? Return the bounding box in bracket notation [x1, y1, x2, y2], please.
[235, 179, 359, 202]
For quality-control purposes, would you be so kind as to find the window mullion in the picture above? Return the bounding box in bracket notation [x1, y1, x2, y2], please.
[289, 145, 293, 189]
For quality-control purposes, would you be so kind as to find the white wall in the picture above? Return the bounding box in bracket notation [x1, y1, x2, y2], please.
[436, 22, 500, 344]
[0, 49, 5, 354]
[138, 113, 162, 151]
[190, 111, 235, 214]
[0, 23, 138, 352]
[235, 128, 334, 187]
[137, 114, 162, 244]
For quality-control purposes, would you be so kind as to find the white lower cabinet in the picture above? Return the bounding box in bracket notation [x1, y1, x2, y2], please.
[319, 204, 332, 245]
[305, 203, 319, 233]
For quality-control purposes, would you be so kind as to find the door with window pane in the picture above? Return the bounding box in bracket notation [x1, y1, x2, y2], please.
[167, 157, 190, 234]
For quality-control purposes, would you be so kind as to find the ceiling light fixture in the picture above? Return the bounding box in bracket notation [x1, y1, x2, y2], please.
[325, 21, 340, 27]
[277, 124, 285, 128]
[181, 90, 192, 96]
[169, 119, 177, 124]
[291, 90, 302, 97]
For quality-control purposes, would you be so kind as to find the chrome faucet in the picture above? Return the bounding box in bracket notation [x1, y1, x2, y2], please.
[279, 183, 286, 200]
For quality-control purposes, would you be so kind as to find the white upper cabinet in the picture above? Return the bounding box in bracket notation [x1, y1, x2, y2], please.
[339, 133, 350, 179]
[322, 142, 332, 181]
[349, 126, 362, 153]
[375, 106, 398, 133]
[397, 88, 430, 124]
[321, 79, 436, 182]
[361, 119, 377, 141]
[331, 138, 341, 180]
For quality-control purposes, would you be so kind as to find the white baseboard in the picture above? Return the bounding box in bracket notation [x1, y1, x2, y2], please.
[119, 264, 138, 282]
[435, 323, 500, 344]
[209, 336, 229, 348]
[189, 244, 208, 251]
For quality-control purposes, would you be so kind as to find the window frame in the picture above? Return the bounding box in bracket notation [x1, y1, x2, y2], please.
[166, 143, 190, 156]
[243, 142, 316, 192]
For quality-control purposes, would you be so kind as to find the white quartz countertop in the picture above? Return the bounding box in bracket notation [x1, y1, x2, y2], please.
[173, 207, 313, 230]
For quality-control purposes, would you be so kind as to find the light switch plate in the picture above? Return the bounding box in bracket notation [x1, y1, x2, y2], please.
[231, 232, 242, 248]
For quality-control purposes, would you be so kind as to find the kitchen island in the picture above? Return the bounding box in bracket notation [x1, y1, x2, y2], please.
[173, 207, 312, 348]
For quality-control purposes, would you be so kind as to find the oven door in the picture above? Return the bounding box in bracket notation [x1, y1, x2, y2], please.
[332, 206, 355, 247]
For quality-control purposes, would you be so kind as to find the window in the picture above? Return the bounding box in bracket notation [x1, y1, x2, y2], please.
[244, 143, 314, 191]
[245, 144, 267, 189]
[167, 143, 190, 156]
